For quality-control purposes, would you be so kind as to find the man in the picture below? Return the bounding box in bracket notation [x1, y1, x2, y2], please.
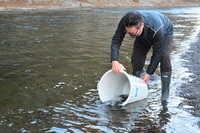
[111, 11, 173, 106]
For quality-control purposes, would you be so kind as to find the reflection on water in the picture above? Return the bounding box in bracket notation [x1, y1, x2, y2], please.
[0, 7, 200, 132]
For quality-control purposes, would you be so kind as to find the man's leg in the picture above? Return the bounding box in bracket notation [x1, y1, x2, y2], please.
[161, 71, 171, 105]
[132, 39, 151, 78]
[160, 36, 173, 106]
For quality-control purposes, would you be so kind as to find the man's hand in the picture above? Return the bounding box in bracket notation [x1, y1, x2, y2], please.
[112, 61, 126, 74]
[142, 73, 150, 84]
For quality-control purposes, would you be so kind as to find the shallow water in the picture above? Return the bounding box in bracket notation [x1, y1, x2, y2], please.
[0, 7, 200, 133]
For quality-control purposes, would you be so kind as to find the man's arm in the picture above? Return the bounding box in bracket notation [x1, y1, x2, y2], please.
[111, 16, 126, 62]
[111, 16, 126, 74]
[146, 28, 165, 75]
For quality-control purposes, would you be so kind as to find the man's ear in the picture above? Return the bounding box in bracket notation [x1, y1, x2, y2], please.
[141, 23, 144, 28]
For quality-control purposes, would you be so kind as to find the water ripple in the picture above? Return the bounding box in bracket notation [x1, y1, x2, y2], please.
[0, 7, 200, 132]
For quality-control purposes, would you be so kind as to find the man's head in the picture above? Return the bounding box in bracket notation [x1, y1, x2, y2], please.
[125, 12, 144, 38]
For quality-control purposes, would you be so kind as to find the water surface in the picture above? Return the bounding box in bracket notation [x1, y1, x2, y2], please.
[0, 7, 200, 133]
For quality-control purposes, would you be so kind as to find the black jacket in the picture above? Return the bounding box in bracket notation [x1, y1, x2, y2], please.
[111, 11, 173, 75]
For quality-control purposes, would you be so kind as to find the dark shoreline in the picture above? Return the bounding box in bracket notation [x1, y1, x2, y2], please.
[178, 32, 200, 124]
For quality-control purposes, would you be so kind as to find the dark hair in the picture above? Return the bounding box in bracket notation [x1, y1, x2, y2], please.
[125, 12, 142, 28]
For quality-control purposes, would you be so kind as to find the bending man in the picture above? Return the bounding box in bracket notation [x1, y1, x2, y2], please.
[111, 11, 173, 106]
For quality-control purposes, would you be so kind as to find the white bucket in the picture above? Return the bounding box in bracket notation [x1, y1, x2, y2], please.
[98, 70, 148, 106]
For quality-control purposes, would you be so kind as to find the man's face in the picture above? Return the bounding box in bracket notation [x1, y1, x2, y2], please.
[125, 23, 144, 38]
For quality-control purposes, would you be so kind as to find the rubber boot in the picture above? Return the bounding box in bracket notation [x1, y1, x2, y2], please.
[133, 69, 146, 78]
[161, 71, 171, 106]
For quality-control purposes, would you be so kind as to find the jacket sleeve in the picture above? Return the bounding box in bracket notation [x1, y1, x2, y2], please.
[111, 16, 126, 62]
[146, 27, 165, 75]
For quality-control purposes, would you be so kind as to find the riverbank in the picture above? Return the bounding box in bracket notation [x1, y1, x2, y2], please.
[0, 0, 200, 11]
[179, 33, 200, 120]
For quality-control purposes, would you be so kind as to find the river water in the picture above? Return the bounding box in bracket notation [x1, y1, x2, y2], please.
[0, 7, 200, 133]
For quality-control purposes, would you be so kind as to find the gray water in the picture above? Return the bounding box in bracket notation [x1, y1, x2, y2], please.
[0, 7, 200, 133]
